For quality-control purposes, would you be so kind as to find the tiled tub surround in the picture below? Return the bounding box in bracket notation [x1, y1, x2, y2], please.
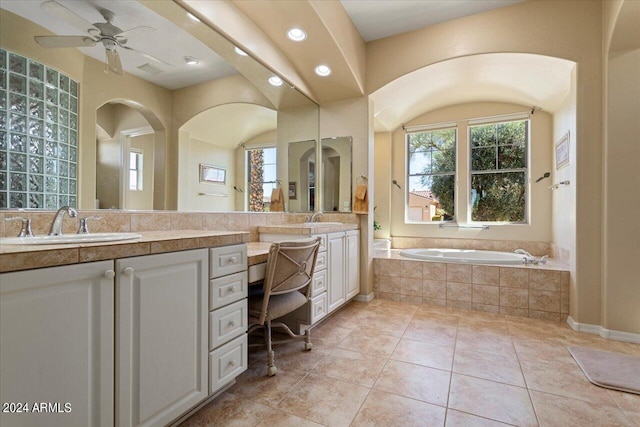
[374, 251, 570, 321]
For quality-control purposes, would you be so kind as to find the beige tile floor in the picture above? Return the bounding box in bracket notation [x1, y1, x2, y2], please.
[182, 299, 640, 427]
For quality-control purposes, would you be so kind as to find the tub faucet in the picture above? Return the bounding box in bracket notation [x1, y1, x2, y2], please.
[49, 206, 78, 236]
[306, 212, 323, 223]
[514, 249, 533, 258]
[515, 249, 548, 265]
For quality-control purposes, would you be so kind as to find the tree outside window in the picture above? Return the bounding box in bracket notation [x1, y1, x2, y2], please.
[247, 147, 276, 212]
[470, 120, 528, 222]
[407, 128, 456, 222]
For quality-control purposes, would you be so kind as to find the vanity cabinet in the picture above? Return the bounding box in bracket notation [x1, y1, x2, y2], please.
[207, 244, 248, 395]
[327, 230, 360, 312]
[116, 249, 209, 427]
[0, 261, 114, 427]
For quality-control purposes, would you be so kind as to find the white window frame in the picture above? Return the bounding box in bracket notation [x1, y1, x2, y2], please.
[128, 149, 143, 191]
[405, 123, 458, 224]
[467, 116, 530, 224]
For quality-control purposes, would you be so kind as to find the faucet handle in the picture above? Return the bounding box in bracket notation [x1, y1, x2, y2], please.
[77, 216, 102, 234]
[4, 217, 34, 237]
[539, 255, 548, 264]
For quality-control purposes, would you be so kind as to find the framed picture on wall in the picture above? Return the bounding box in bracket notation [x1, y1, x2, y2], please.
[288, 182, 297, 199]
[200, 164, 226, 184]
[555, 132, 570, 169]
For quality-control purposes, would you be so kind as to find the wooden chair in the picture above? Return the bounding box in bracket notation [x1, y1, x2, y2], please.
[247, 237, 321, 376]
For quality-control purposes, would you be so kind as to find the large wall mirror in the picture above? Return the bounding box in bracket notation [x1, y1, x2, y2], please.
[321, 137, 352, 212]
[0, 0, 319, 212]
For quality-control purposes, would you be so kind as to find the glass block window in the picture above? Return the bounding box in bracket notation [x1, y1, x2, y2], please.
[0, 49, 79, 209]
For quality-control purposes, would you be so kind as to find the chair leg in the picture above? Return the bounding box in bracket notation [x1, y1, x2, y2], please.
[304, 328, 312, 351]
[265, 320, 277, 376]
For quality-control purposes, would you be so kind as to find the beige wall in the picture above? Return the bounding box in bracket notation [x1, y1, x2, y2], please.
[552, 67, 578, 317]
[373, 132, 392, 239]
[601, 0, 640, 334]
[180, 137, 236, 212]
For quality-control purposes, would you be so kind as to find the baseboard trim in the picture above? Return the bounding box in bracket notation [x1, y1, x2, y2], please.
[354, 292, 375, 302]
[566, 316, 640, 344]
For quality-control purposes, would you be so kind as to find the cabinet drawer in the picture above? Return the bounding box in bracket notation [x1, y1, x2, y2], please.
[210, 244, 247, 279]
[311, 269, 327, 296]
[209, 335, 247, 394]
[315, 251, 327, 272]
[310, 292, 328, 324]
[209, 272, 247, 310]
[209, 300, 247, 350]
[317, 234, 327, 252]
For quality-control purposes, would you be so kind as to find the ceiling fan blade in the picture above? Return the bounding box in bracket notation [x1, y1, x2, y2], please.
[106, 50, 123, 75]
[40, 0, 100, 34]
[34, 35, 97, 48]
[120, 45, 174, 67]
[115, 26, 155, 40]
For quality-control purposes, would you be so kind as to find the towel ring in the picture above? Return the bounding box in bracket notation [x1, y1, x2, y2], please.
[356, 175, 368, 185]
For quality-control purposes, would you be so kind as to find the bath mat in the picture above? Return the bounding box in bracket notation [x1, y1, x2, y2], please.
[568, 346, 640, 394]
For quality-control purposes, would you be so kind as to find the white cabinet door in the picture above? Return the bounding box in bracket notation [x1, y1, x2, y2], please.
[346, 231, 360, 300]
[0, 261, 114, 427]
[117, 249, 208, 427]
[327, 232, 345, 312]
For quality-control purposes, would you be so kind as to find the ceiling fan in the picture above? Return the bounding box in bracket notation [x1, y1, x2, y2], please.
[34, 0, 172, 75]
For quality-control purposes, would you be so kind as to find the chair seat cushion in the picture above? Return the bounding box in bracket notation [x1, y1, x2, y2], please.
[249, 291, 307, 322]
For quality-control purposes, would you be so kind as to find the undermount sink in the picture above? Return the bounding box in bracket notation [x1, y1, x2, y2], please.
[0, 232, 143, 245]
[302, 222, 343, 226]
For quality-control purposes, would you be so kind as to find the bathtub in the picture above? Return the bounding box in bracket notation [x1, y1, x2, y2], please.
[399, 248, 525, 265]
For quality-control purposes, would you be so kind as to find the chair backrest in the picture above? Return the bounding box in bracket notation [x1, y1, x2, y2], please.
[262, 237, 321, 301]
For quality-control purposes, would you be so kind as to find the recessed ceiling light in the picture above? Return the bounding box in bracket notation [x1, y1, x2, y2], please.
[315, 65, 331, 77]
[187, 12, 200, 23]
[184, 56, 199, 65]
[234, 47, 248, 57]
[287, 27, 307, 42]
[268, 76, 283, 87]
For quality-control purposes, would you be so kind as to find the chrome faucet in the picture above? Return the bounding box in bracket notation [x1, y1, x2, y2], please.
[77, 216, 102, 234]
[307, 212, 323, 223]
[515, 249, 548, 265]
[49, 206, 78, 236]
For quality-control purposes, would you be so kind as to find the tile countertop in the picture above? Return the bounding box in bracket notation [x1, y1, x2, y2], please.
[247, 242, 272, 266]
[257, 223, 359, 235]
[0, 230, 249, 273]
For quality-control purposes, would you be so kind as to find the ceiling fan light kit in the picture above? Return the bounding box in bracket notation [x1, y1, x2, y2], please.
[34, 0, 172, 76]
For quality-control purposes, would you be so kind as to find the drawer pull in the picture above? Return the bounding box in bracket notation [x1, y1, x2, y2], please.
[228, 360, 235, 368]
[228, 256, 238, 264]
[104, 270, 115, 280]
[228, 321, 235, 328]
[123, 267, 134, 277]
[228, 286, 236, 293]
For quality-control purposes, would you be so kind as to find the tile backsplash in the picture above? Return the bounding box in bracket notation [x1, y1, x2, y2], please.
[0, 210, 359, 240]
